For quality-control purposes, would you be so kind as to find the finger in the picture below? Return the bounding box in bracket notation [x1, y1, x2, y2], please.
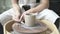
[18, 14, 22, 19]
[19, 14, 24, 22]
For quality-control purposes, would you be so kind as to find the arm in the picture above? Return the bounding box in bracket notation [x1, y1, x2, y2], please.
[26, 0, 49, 13]
[11, 0, 22, 21]
[20, 0, 49, 21]
[11, 0, 21, 13]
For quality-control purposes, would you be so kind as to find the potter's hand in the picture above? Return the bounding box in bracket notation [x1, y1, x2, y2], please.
[19, 8, 35, 22]
[12, 11, 22, 22]
[19, 11, 30, 21]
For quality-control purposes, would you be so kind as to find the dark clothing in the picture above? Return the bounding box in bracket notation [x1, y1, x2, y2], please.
[54, 18, 60, 29]
[50, 0, 60, 2]
[36, 0, 40, 3]
[22, 5, 31, 11]
[49, 0, 60, 16]
[0, 23, 3, 34]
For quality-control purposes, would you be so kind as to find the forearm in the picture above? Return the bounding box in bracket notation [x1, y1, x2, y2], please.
[27, 0, 49, 13]
[11, 0, 21, 13]
[34, 2, 49, 13]
[12, 4, 21, 12]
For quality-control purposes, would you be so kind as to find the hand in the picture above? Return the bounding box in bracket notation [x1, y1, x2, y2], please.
[19, 9, 35, 22]
[12, 11, 21, 22]
[19, 11, 30, 21]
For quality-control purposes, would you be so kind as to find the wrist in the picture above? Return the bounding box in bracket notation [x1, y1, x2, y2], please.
[26, 11, 31, 14]
[27, 8, 36, 13]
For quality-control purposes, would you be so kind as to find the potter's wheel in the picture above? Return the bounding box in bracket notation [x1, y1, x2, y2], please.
[13, 21, 48, 34]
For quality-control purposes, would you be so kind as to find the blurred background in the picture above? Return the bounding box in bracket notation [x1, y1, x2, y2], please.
[0, 0, 12, 14]
[0, 0, 60, 32]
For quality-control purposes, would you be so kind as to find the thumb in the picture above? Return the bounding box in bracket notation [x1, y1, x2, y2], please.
[19, 14, 24, 22]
